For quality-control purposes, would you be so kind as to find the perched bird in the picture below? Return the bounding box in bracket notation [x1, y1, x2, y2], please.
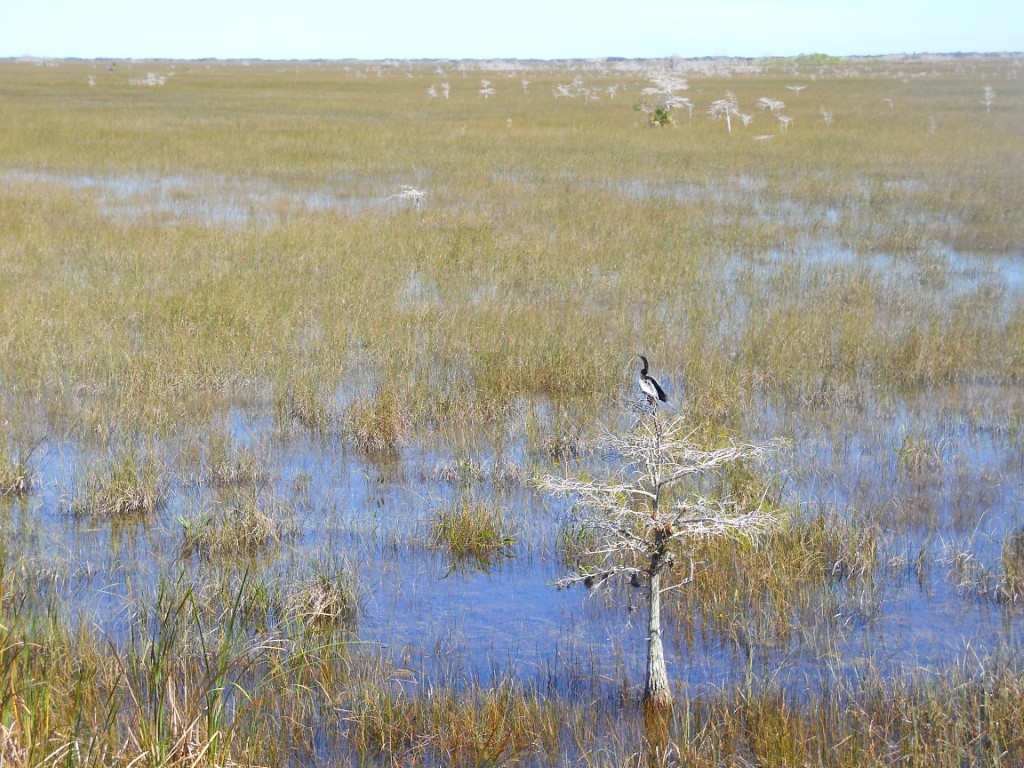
[637, 355, 668, 406]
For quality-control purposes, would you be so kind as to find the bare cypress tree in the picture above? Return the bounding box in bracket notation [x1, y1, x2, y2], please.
[536, 412, 781, 710]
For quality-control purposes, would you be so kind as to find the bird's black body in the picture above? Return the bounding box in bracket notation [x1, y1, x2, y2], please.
[638, 355, 668, 405]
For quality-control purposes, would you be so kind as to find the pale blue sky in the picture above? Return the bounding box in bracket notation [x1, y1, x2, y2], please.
[1, 0, 1020, 60]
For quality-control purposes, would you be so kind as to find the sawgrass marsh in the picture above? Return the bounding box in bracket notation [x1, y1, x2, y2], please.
[1, 53, 1023, 765]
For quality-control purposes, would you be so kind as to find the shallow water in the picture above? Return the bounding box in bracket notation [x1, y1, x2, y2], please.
[7, 383, 1024, 703]
[3, 168, 1024, 702]
[1, 169, 423, 226]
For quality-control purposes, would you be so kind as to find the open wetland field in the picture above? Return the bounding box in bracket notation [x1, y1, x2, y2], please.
[2, 53, 1024, 766]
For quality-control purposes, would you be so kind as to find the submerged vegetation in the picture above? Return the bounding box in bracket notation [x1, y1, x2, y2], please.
[0, 52, 1022, 765]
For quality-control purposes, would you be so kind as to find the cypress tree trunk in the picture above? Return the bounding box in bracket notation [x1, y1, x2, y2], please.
[644, 414, 673, 710]
[643, 545, 673, 710]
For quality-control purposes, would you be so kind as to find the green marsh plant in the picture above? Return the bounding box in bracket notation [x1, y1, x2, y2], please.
[275, 380, 338, 436]
[117, 573, 287, 768]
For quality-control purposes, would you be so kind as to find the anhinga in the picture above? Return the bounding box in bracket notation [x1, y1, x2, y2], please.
[637, 355, 668, 406]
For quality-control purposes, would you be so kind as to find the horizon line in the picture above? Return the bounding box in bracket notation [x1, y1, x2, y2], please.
[4, 50, 1022, 64]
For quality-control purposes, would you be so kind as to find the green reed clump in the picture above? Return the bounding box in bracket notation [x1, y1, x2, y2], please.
[793, 512, 881, 581]
[424, 684, 561, 767]
[526, 409, 586, 463]
[556, 521, 601, 572]
[715, 452, 787, 510]
[172, 569, 282, 633]
[179, 490, 296, 560]
[69, 451, 163, 519]
[0, 577, 126, 768]
[428, 499, 517, 567]
[344, 684, 421, 762]
[113, 574, 302, 768]
[0, 556, 358, 768]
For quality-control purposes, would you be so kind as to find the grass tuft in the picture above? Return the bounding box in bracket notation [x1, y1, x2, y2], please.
[0, 445, 34, 497]
[179, 489, 295, 560]
[204, 429, 269, 487]
[69, 451, 163, 519]
[428, 498, 517, 567]
[275, 380, 339, 435]
[952, 525, 1024, 604]
[897, 432, 945, 480]
[286, 558, 360, 629]
[344, 393, 410, 457]
[428, 458, 524, 488]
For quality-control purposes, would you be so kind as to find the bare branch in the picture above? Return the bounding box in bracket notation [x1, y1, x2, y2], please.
[536, 413, 784, 577]
[555, 564, 645, 590]
[708, 92, 741, 134]
[659, 556, 696, 594]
